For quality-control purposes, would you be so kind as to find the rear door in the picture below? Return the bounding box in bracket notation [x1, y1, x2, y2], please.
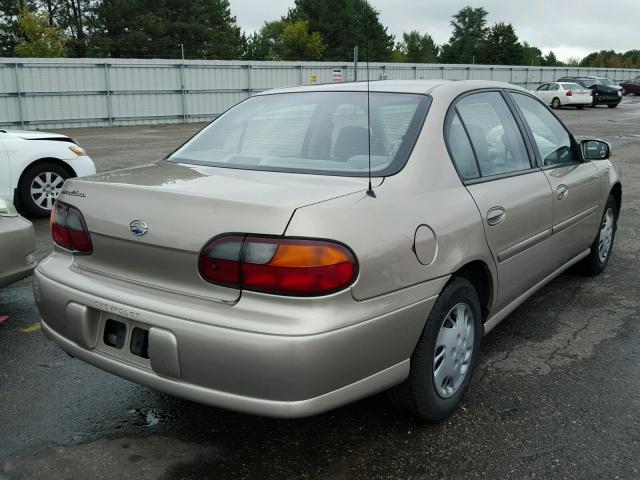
[547, 83, 561, 105]
[535, 84, 550, 104]
[448, 91, 555, 310]
[508, 92, 601, 265]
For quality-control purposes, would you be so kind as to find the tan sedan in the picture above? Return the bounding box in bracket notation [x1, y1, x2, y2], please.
[0, 199, 37, 287]
[35, 80, 621, 420]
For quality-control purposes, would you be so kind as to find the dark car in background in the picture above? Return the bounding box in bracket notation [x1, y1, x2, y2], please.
[619, 78, 640, 95]
[557, 77, 622, 108]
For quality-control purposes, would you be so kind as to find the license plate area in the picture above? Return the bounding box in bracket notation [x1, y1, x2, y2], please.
[97, 313, 151, 368]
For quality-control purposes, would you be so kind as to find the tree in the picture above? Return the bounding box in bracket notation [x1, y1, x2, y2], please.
[521, 42, 543, 66]
[580, 49, 640, 68]
[439, 6, 488, 63]
[58, 0, 90, 56]
[565, 57, 580, 67]
[14, 6, 66, 57]
[480, 22, 522, 65]
[90, 0, 244, 59]
[1, 0, 36, 55]
[243, 20, 326, 60]
[541, 50, 562, 67]
[287, 0, 394, 61]
[397, 31, 438, 63]
[280, 20, 325, 60]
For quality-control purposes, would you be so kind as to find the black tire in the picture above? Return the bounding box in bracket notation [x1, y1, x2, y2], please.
[17, 162, 71, 218]
[578, 195, 618, 276]
[607, 104, 618, 108]
[551, 97, 561, 109]
[388, 277, 483, 421]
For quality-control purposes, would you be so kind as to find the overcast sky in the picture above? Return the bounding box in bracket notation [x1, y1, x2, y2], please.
[229, 0, 637, 61]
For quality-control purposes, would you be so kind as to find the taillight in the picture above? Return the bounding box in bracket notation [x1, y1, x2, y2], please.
[566, 90, 573, 96]
[589, 91, 593, 96]
[199, 235, 358, 296]
[51, 202, 93, 254]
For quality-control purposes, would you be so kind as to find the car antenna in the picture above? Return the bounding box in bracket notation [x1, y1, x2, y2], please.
[365, 1, 376, 198]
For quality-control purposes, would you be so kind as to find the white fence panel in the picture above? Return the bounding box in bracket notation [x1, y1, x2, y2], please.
[0, 58, 637, 129]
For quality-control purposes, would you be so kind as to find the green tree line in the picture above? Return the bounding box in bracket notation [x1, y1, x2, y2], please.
[1, 0, 639, 68]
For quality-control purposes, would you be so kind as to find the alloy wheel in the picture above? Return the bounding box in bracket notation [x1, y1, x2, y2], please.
[30, 171, 65, 211]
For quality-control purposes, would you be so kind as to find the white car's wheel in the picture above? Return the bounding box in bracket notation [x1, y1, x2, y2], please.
[551, 97, 561, 109]
[18, 162, 70, 217]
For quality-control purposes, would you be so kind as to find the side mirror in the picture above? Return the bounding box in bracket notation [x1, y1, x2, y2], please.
[581, 139, 611, 160]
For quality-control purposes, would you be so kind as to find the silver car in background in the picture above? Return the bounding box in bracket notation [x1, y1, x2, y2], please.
[0, 199, 37, 287]
[35, 80, 621, 420]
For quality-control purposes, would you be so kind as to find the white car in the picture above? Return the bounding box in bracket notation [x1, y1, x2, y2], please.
[0, 130, 96, 217]
[533, 82, 592, 110]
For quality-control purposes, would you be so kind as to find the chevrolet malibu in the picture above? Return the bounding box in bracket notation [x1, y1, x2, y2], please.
[35, 80, 621, 420]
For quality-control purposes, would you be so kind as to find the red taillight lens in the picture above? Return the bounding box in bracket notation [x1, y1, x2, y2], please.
[566, 90, 573, 96]
[199, 235, 358, 296]
[198, 235, 244, 287]
[50, 202, 92, 254]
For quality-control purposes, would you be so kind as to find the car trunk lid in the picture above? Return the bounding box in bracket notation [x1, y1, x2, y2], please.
[59, 161, 371, 303]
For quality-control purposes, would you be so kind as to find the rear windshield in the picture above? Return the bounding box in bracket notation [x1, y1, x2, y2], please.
[561, 83, 582, 90]
[168, 91, 430, 176]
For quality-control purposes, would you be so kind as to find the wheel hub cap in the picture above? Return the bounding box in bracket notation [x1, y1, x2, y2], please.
[598, 208, 614, 263]
[30, 172, 64, 211]
[433, 303, 475, 398]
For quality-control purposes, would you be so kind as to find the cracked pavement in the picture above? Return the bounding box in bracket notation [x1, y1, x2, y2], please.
[1, 96, 640, 479]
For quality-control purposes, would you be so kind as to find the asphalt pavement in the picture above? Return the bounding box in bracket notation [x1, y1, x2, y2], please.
[1, 96, 639, 479]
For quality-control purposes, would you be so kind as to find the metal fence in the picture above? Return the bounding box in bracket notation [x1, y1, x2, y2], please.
[1, 57, 638, 130]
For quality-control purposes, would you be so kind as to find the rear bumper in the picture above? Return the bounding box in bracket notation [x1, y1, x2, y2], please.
[564, 96, 591, 106]
[0, 215, 36, 287]
[34, 258, 443, 417]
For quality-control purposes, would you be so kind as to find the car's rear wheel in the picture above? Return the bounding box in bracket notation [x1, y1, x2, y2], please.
[551, 97, 561, 109]
[388, 277, 482, 421]
[18, 162, 70, 217]
[578, 195, 618, 276]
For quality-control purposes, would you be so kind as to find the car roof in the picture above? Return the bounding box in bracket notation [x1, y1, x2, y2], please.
[258, 79, 530, 98]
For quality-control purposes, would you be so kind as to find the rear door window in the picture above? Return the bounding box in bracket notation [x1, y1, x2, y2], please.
[447, 113, 480, 180]
[454, 92, 531, 177]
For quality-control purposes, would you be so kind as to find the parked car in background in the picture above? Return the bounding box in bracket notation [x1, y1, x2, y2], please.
[557, 77, 622, 108]
[592, 76, 624, 94]
[0, 198, 36, 288]
[619, 78, 640, 95]
[533, 82, 592, 109]
[35, 80, 621, 421]
[0, 130, 96, 217]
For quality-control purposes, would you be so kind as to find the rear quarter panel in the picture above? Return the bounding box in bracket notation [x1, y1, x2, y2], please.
[285, 92, 495, 303]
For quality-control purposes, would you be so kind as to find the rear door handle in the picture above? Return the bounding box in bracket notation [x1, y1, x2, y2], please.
[557, 184, 568, 200]
[486, 206, 506, 226]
